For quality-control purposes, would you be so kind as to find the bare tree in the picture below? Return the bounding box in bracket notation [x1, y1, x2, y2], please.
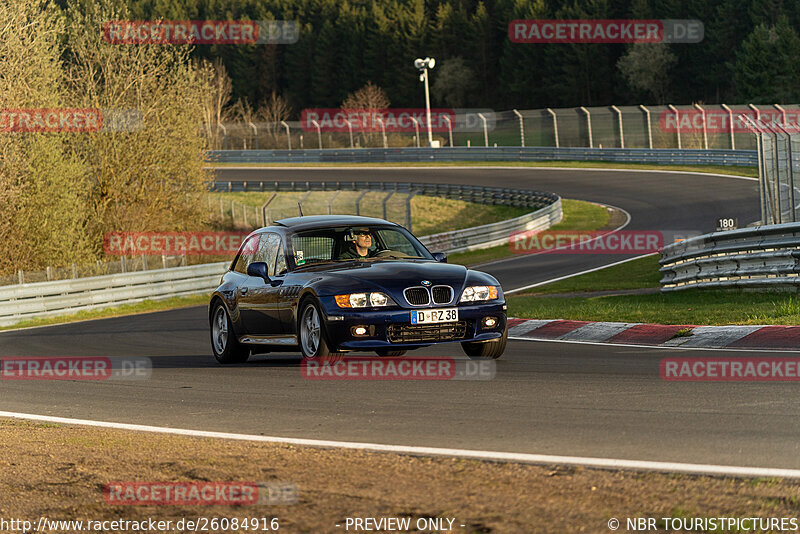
[257, 92, 293, 147]
[341, 82, 390, 146]
[197, 59, 233, 150]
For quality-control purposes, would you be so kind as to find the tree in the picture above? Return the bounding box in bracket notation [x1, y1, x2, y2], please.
[432, 57, 476, 108]
[617, 44, 678, 104]
[731, 18, 800, 103]
[341, 82, 390, 147]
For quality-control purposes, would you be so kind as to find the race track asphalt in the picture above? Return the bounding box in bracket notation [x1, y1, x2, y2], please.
[4, 167, 795, 470]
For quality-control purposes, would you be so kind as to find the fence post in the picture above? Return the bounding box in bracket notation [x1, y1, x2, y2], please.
[312, 120, 322, 149]
[611, 105, 624, 148]
[405, 192, 417, 231]
[410, 117, 420, 147]
[580, 107, 593, 148]
[721, 104, 735, 150]
[693, 103, 708, 149]
[71, 263, 77, 279]
[477, 113, 489, 147]
[243, 203, 248, 227]
[230, 200, 236, 225]
[382, 191, 394, 220]
[142, 254, 148, 271]
[249, 121, 258, 150]
[668, 105, 681, 149]
[547, 108, 559, 148]
[121, 255, 127, 273]
[640, 105, 653, 149]
[775, 123, 796, 222]
[18, 270, 23, 285]
[346, 119, 354, 148]
[442, 115, 453, 147]
[513, 109, 524, 147]
[355, 190, 369, 216]
[327, 190, 342, 214]
[46, 266, 52, 281]
[261, 192, 277, 225]
[280, 121, 292, 150]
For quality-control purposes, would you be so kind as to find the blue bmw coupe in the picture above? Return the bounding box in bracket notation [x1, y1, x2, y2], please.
[208, 215, 507, 364]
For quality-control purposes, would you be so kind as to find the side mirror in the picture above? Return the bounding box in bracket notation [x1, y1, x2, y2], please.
[247, 261, 271, 282]
[432, 252, 447, 263]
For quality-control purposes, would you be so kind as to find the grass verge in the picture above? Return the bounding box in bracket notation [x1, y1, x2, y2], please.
[449, 199, 615, 266]
[2, 418, 798, 533]
[508, 255, 800, 325]
[208, 160, 758, 178]
[210, 192, 529, 236]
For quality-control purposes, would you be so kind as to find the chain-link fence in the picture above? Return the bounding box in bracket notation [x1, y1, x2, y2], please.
[209, 104, 800, 151]
[747, 117, 800, 225]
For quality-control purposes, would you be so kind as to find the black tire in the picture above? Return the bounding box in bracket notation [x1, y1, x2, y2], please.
[461, 327, 507, 360]
[210, 302, 250, 364]
[298, 299, 345, 364]
[375, 349, 407, 357]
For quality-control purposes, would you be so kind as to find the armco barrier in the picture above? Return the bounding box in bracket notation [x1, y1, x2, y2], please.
[208, 147, 757, 167]
[660, 222, 800, 291]
[0, 186, 561, 326]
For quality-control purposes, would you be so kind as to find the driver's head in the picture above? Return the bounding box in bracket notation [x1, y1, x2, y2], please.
[354, 227, 371, 249]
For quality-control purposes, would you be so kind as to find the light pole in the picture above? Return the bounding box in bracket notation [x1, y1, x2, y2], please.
[414, 57, 436, 147]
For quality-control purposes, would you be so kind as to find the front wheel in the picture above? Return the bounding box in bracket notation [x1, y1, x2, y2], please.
[461, 328, 507, 360]
[211, 303, 250, 364]
[299, 300, 344, 364]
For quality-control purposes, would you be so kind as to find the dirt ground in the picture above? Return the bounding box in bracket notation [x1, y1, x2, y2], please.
[1, 418, 799, 534]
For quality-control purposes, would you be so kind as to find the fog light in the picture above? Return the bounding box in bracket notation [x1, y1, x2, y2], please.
[483, 317, 497, 328]
[353, 326, 368, 336]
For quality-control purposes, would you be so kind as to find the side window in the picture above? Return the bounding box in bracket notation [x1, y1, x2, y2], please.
[233, 234, 260, 274]
[255, 233, 281, 276]
[274, 236, 287, 275]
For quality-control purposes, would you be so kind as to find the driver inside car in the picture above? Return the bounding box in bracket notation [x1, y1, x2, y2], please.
[338, 227, 377, 259]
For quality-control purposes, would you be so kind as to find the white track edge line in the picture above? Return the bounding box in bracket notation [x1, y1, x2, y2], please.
[509, 335, 800, 353]
[1, 410, 797, 478]
[473, 202, 631, 270]
[506, 252, 656, 294]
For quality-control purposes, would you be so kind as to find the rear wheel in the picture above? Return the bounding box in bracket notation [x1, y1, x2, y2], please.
[461, 328, 507, 360]
[211, 303, 250, 364]
[299, 300, 344, 364]
[375, 349, 407, 357]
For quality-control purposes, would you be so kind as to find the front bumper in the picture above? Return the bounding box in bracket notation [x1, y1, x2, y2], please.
[318, 296, 507, 351]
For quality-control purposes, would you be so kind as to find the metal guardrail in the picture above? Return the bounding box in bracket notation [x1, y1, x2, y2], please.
[209, 180, 559, 209]
[208, 147, 757, 167]
[0, 262, 228, 326]
[660, 222, 800, 291]
[0, 185, 561, 326]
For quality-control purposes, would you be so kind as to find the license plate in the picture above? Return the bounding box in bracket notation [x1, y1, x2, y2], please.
[410, 308, 458, 324]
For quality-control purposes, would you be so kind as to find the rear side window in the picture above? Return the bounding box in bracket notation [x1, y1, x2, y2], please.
[233, 234, 260, 274]
[291, 235, 334, 264]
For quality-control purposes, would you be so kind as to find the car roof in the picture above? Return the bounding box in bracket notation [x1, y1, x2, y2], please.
[273, 215, 401, 231]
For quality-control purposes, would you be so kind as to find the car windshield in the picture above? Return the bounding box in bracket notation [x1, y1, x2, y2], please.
[288, 225, 433, 267]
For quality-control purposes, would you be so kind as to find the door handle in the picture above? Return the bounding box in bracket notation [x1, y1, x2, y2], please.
[240, 287, 248, 295]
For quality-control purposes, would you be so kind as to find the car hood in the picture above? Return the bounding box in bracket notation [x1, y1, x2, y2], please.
[313, 260, 475, 301]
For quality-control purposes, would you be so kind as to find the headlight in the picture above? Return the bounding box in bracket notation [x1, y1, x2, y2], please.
[459, 285, 499, 302]
[335, 292, 395, 308]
